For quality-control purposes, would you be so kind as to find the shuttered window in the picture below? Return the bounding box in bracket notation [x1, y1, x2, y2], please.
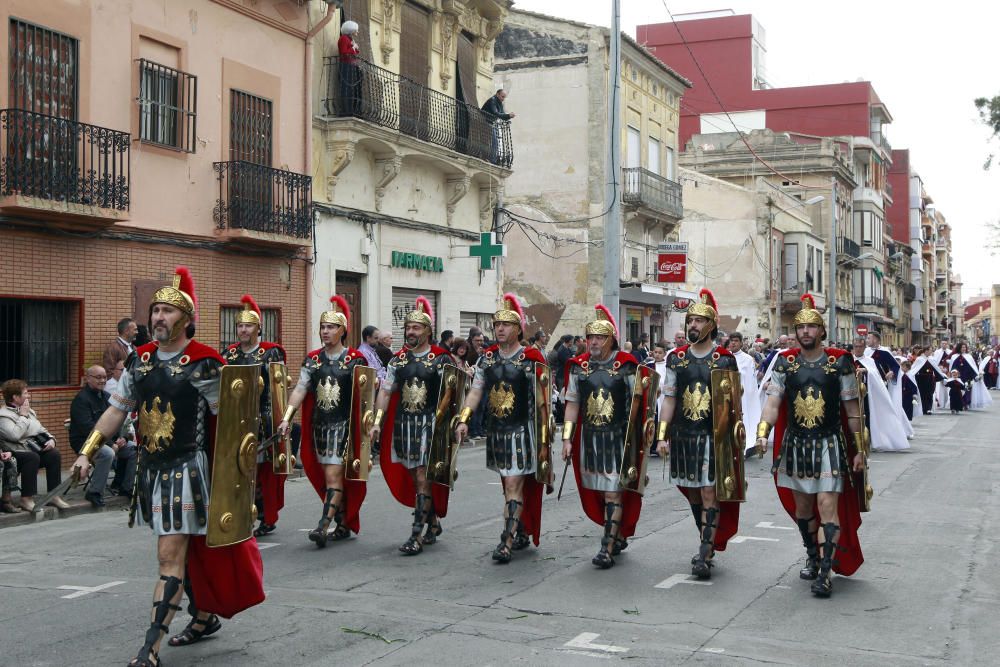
[456, 31, 477, 106]
[340, 0, 372, 61]
[391, 288, 439, 343]
[230, 90, 273, 165]
[0, 299, 77, 386]
[8, 19, 78, 119]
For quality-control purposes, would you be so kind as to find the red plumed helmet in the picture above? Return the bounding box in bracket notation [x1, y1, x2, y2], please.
[800, 293, 817, 310]
[699, 287, 718, 312]
[585, 303, 619, 339]
[240, 294, 261, 318]
[329, 294, 351, 326]
[415, 295, 434, 325]
[175, 265, 197, 320]
[501, 292, 526, 328]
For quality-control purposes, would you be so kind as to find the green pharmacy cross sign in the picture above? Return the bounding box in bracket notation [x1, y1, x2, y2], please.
[470, 232, 505, 270]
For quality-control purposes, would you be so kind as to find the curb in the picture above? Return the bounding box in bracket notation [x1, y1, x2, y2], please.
[0, 494, 129, 530]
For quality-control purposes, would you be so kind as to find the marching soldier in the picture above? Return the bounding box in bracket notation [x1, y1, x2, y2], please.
[756, 293, 866, 598]
[72, 267, 264, 666]
[655, 288, 742, 580]
[225, 294, 287, 537]
[278, 296, 370, 548]
[369, 297, 457, 555]
[561, 305, 643, 569]
[455, 293, 553, 563]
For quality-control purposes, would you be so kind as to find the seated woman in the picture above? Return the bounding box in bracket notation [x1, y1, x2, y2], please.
[0, 379, 69, 511]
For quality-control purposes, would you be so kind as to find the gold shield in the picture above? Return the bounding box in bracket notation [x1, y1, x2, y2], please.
[619, 365, 658, 495]
[268, 361, 293, 475]
[207, 364, 262, 547]
[426, 364, 467, 489]
[710, 368, 746, 503]
[347, 365, 378, 482]
[533, 362, 554, 486]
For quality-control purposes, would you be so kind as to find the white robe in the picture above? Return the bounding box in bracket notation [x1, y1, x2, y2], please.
[733, 350, 760, 450]
[755, 349, 787, 446]
[951, 354, 993, 409]
[854, 354, 910, 451]
[864, 347, 913, 438]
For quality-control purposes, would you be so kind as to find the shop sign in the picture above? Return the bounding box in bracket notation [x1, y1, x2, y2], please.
[657, 242, 688, 283]
[391, 251, 444, 273]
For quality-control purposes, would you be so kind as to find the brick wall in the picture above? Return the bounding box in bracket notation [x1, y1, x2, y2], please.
[1, 228, 309, 467]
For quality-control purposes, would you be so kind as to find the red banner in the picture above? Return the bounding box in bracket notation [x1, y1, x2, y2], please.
[657, 253, 687, 283]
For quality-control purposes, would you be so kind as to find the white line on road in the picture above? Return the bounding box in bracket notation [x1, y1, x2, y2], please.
[257, 543, 281, 550]
[655, 574, 713, 590]
[755, 521, 794, 530]
[58, 581, 125, 599]
[563, 633, 627, 654]
[730, 535, 780, 544]
[703, 648, 725, 654]
[557, 649, 612, 660]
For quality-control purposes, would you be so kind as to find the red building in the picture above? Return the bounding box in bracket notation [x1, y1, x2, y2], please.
[887, 149, 912, 244]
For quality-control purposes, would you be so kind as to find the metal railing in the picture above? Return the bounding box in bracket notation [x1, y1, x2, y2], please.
[837, 236, 861, 258]
[854, 296, 886, 309]
[322, 56, 512, 169]
[871, 131, 892, 154]
[213, 161, 312, 239]
[622, 167, 683, 219]
[0, 108, 130, 211]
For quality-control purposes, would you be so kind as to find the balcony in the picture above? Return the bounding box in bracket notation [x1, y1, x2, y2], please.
[871, 131, 892, 155]
[212, 161, 312, 248]
[903, 282, 917, 300]
[622, 167, 683, 220]
[854, 296, 886, 309]
[837, 236, 861, 259]
[322, 56, 512, 169]
[0, 108, 130, 224]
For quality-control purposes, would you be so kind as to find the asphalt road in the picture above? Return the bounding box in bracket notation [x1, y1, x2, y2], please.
[2, 400, 998, 666]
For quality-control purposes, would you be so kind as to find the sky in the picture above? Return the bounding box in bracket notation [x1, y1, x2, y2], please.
[512, 0, 998, 302]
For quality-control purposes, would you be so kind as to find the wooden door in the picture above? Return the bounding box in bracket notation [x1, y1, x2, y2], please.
[336, 274, 363, 350]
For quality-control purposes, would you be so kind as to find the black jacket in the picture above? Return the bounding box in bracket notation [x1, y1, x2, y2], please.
[69, 387, 110, 453]
[481, 95, 511, 122]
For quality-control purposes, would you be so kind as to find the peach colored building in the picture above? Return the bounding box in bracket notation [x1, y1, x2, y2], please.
[0, 0, 322, 465]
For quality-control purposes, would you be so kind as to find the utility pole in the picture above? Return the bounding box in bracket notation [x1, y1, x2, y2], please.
[603, 0, 622, 317]
[828, 176, 838, 341]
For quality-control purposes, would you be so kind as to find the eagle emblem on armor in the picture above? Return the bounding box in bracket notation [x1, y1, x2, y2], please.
[586, 388, 614, 426]
[793, 386, 825, 429]
[138, 397, 175, 453]
[681, 382, 711, 421]
[316, 377, 340, 411]
[401, 378, 428, 413]
[488, 381, 516, 418]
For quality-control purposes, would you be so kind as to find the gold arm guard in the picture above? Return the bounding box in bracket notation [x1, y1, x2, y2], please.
[79, 430, 104, 461]
[562, 421, 575, 442]
[457, 406, 474, 425]
[282, 405, 297, 423]
[657, 420, 669, 442]
[756, 421, 773, 439]
[373, 408, 385, 428]
[853, 430, 869, 458]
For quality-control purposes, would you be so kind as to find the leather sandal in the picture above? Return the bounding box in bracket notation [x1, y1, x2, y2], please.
[421, 521, 442, 545]
[0, 500, 22, 514]
[492, 542, 512, 564]
[511, 532, 530, 551]
[253, 522, 276, 537]
[168, 614, 221, 647]
[592, 549, 615, 569]
[127, 649, 161, 666]
[399, 535, 423, 556]
[328, 524, 352, 541]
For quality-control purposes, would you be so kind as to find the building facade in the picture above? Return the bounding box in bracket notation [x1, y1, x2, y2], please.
[0, 0, 315, 464]
[310, 0, 512, 348]
[494, 9, 690, 344]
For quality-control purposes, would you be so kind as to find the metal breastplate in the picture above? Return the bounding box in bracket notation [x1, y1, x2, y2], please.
[132, 350, 218, 468]
[392, 351, 445, 416]
[308, 352, 355, 424]
[780, 352, 846, 438]
[577, 359, 631, 433]
[481, 350, 533, 430]
[670, 348, 729, 436]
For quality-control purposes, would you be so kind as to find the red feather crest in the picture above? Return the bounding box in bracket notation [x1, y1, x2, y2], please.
[329, 295, 351, 325]
[175, 266, 197, 319]
[415, 295, 435, 325]
[502, 292, 526, 327]
[240, 294, 261, 318]
[594, 303, 619, 338]
[699, 287, 718, 311]
[800, 293, 817, 310]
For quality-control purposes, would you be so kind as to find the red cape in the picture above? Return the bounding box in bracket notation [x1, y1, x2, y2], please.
[379, 345, 454, 516]
[772, 347, 864, 576]
[481, 344, 549, 546]
[299, 348, 368, 533]
[564, 351, 643, 537]
[137, 340, 265, 618]
[668, 344, 740, 550]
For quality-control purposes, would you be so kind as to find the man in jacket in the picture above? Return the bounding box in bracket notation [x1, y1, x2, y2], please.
[481, 89, 516, 164]
[70, 365, 131, 506]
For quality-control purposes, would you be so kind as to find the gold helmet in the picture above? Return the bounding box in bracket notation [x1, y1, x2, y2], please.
[585, 304, 618, 339]
[151, 266, 196, 319]
[686, 287, 718, 324]
[404, 296, 434, 331]
[320, 295, 350, 330]
[236, 294, 262, 328]
[792, 293, 825, 327]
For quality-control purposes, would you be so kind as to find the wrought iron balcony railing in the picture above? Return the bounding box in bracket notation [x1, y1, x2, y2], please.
[0, 108, 130, 211]
[837, 236, 861, 258]
[213, 161, 312, 239]
[622, 167, 683, 219]
[854, 296, 886, 309]
[323, 56, 512, 169]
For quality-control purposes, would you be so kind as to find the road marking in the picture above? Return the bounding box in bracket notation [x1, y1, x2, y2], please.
[730, 535, 780, 544]
[558, 649, 612, 660]
[488, 482, 502, 485]
[257, 542, 281, 550]
[774, 584, 791, 589]
[755, 521, 794, 530]
[703, 647, 725, 654]
[563, 633, 627, 654]
[655, 574, 713, 590]
[58, 581, 125, 599]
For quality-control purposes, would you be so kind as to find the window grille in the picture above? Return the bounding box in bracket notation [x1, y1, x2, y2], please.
[137, 59, 197, 152]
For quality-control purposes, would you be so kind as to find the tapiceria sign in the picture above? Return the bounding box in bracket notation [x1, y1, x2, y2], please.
[657, 242, 688, 283]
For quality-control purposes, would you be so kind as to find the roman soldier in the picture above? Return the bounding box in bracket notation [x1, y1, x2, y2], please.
[278, 296, 370, 547]
[455, 293, 552, 563]
[654, 288, 741, 580]
[73, 267, 264, 666]
[561, 304, 641, 569]
[369, 297, 457, 555]
[225, 294, 287, 537]
[756, 293, 866, 598]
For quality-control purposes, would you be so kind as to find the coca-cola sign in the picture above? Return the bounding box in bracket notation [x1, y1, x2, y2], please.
[657, 242, 688, 283]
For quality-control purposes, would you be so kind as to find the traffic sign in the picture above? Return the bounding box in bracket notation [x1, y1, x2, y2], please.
[856, 325, 869, 336]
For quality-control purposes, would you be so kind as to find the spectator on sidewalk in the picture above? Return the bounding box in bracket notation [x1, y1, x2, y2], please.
[635, 333, 651, 364]
[69, 366, 123, 507]
[450, 337, 475, 379]
[1, 449, 20, 513]
[102, 317, 137, 376]
[0, 379, 67, 511]
[376, 329, 394, 366]
[439, 330, 455, 351]
[358, 325, 386, 381]
[467, 327, 487, 438]
[104, 359, 126, 397]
